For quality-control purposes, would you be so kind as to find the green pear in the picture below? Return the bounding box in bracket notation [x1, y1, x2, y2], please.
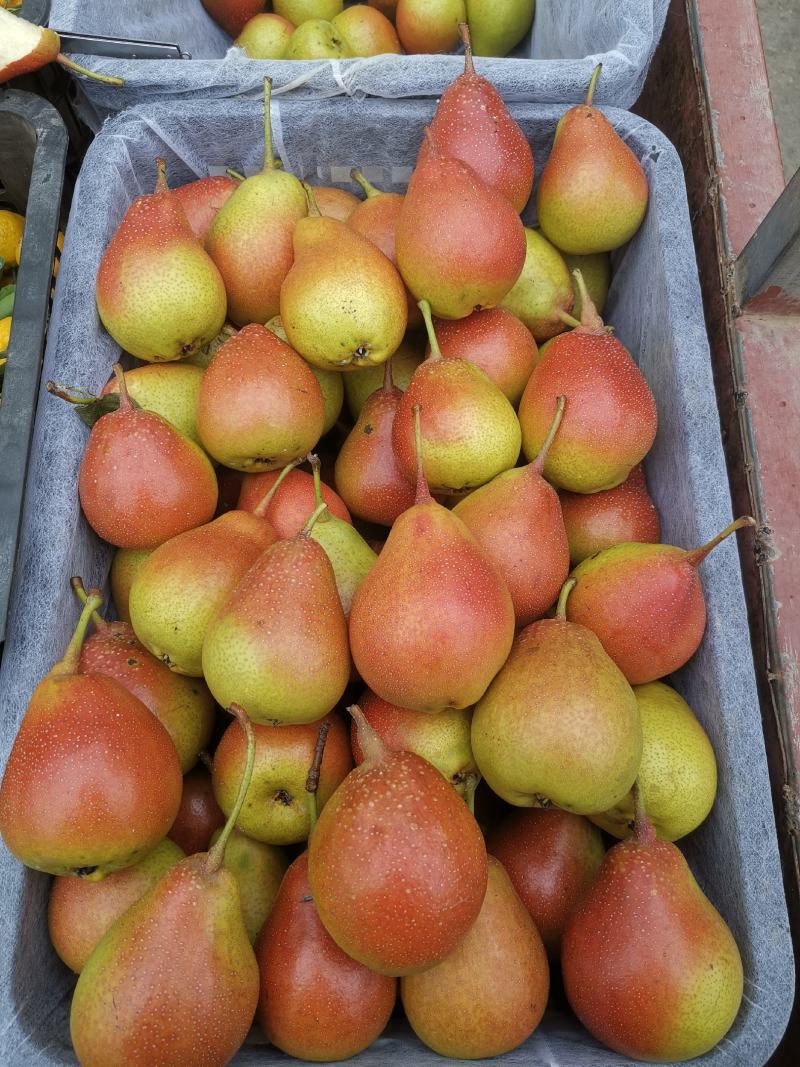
[307, 454, 377, 616]
[285, 19, 350, 59]
[101, 363, 205, 446]
[466, 0, 535, 57]
[275, 0, 343, 22]
[590, 682, 717, 841]
[563, 251, 611, 317]
[266, 315, 343, 433]
[500, 227, 574, 342]
[208, 827, 288, 943]
[235, 13, 294, 58]
[471, 580, 642, 813]
[343, 334, 423, 419]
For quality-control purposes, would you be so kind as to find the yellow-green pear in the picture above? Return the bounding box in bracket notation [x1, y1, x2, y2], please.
[472, 580, 642, 813]
[110, 547, 152, 622]
[500, 227, 573, 342]
[466, 0, 535, 57]
[275, 0, 343, 22]
[284, 19, 350, 59]
[235, 13, 294, 58]
[563, 250, 611, 317]
[590, 682, 717, 841]
[343, 334, 424, 418]
[209, 827, 288, 943]
[101, 362, 205, 446]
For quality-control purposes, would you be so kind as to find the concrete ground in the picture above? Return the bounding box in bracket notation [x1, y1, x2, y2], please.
[756, 0, 800, 181]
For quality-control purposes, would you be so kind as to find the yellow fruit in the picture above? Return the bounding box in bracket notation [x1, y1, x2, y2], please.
[0, 211, 25, 268]
[0, 316, 12, 353]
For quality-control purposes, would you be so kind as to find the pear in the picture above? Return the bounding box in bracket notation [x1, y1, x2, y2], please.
[201, 0, 267, 37]
[0, 7, 123, 85]
[196, 323, 325, 470]
[537, 65, 649, 254]
[212, 712, 352, 845]
[201, 502, 350, 724]
[500, 227, 574, 341]
[466, 0, 536, 56]
[109, 547, 152, 622]
[48, 840, 185, 974]
[168, 766, 226, 855]
[472, 579, 642, 812]
[0, 590, 182, 878]
[77, 364, 218, 550]
[396, 0, 465, 53]
[487, 808, 605, 957]
[238, 464, 351, 537]
[128, 473, 283, 675]
[96, 159, 226, 362]
[453, 396, 570, 624]
[257, 852, 396, 1061]
[562, 791, 744, 1061]
[275, 0, 344, 21]
[100, 362, 205, 446]
[208, 827, 287, 943]
[402, 857, 549, 1058]
[396, 129, 526, 319]
[308, 706, 488, 975]
[334, 358, 417, 526]
[591, 682, 717, 842]
[393, 301, 521, 495]
[343, 333, 423, 418]
[285, 19, 351, 59]
[172, 174, 237, 241]
[309, 186, 362, 221]
[350, 408, 515, 713]
[351, 688, 477, 795]
[73, 579, 214, 773]
[564, 250, 611, 317]
[348, 169, 421, 328]
[306, 454, 377, 614]
[332, 4, 402, 55]
[206, 80, 307, 325]
[567, 516, 757, 684]
[281, 184, 407, 371]
[429, 23, 534, 211]
[70, 707, 261, 1067]
[431, 306, 537, 406]
[560, 464, 661, 565]
[235, 12, 294, 58]
[518, 272, 657, 492]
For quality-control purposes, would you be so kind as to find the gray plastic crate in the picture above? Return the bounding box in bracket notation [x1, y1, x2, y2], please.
[0, 91, 67, 642]
[48, 0, 668, 128]
[0, 98, 793, 1064]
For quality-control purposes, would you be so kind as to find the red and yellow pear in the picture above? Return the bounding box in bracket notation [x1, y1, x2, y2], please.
[172, 174, 238, 241]
[238, 464, 351, 537]
[201, 0, 267, 37]
[0, 7, 123, 85]
[168, 766, 226, 856]
[560, 464, 661, 565]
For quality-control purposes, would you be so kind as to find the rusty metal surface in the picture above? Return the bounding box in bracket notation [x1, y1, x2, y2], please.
[637, 1, 799, 1060]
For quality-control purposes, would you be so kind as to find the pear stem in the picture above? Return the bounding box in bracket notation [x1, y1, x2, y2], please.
[305, 720, 331, 833]
[348, 704, 386, 764]
[557, 309, 583, 330]
[70, 576, 107, 631]
[418, 299, 442, 362]
[458, 23, 474, 75]
[556, 578, 577, 620]
[154, 158, 169, 195]
[382, 355, 395, 394]
[251, 458, 303, 518]
[585, 63, 602, 107]
[226, 168, 245, 182]
[263, 78, 275, 172]
[52, 588, 104, 676]
[412, 404, 433, 505]
[533, 395, 566, 474]
[464, 773, 479, 816]
[302, 182, 322, 217]
[572, 270, 606, 333]
[683, 516, 756, 567]
[350, 168, 380, 199]
[308, 454, 330, 523]
[206, 705, 255, 873]
[111, 363, 132, 411]
[57, 53, 124, 86]
[301, 501, 329, 537]
[45, 381, 97, 406]
[631, 782, 656, 846]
